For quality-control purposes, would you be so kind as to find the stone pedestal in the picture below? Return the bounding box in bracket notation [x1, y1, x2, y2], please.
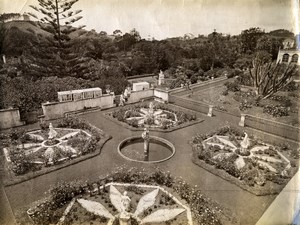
[158, 70, 165, 86]
[207, 105, 213, 117]
[119, 213, 131, 225]
[239, 114, 246, 127]
[144, 139, 149, 161]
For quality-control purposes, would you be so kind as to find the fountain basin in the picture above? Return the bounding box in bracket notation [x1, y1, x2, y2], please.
[42, 139, 62, 147]
[118, 136, 175, 163]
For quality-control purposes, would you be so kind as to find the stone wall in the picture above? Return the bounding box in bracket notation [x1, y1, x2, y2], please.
[154, 89, 169, 102]
[0, 108, 25, 130]
[42, 94, 115, 120]
[244, 114, 300, 143]
[127, 89, 154, 104]
[170, 77, 227, 96]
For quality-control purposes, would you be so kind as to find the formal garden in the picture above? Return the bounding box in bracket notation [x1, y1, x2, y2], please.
[107, 101, 202, 131]
[15, 167, 237, 225]
[191, 126, 299, 195]
[1, 116, 110, 183]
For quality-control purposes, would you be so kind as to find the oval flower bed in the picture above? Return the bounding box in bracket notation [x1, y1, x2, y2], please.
[2, 116, 110, 184]
[191, 126, 299, 195]
[15, 167, 237, 225]
[107, 102, 202, 131]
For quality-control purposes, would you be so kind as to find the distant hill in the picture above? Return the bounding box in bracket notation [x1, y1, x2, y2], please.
[1, 20, 115, 56]
[268, 29, 295, 39]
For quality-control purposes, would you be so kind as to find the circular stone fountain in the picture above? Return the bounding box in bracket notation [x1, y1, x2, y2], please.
[118, 128, 175, 163]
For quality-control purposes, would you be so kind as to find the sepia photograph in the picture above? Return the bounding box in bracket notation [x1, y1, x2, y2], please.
[0, 0, 299, 224]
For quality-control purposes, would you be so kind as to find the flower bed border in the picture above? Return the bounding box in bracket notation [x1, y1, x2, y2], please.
[15, 167, 238, 225]
[190, 125, 299, 196]
[3, 123, 112, 187]
[191, 146, 283, 196]
[104, 103, 204, 132]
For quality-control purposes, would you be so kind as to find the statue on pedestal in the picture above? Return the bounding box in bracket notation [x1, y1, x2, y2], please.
[158, 70, 165, 86]
[148, 102, 154, 115]
[240, 132, 250, 155]
[119, 191, 131, 225]
[240, 132, 250, 149]
[48, 123, 57, 140]
[142, 128, 150, 161]
[119, 94, 125, 106]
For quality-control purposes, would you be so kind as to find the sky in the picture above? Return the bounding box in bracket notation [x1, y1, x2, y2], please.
[0, 0, 299, 39]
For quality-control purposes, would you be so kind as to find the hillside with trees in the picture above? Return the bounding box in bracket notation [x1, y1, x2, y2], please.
[0, 2, 298, 121]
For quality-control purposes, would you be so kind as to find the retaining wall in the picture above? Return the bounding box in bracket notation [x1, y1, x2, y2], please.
[154, 89, 169, 102]
[245, 114, 300, 143]
[127, 89, 154, 104]
[0, 108, 25, 130]
[42, 94, 115, 120]
[169, 95, 209, 115]
[170, 77, 227, 96]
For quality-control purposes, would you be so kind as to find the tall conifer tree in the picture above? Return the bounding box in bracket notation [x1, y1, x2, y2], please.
[22, 0, 90, 78]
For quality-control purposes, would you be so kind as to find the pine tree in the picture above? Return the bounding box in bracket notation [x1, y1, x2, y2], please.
[21, 0, 91, 79]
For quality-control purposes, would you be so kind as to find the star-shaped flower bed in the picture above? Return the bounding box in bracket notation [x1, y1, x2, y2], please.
[3, 117, 109, 180]
[19, 168, 236, 225]
[4, 128, 91, 168]
[109, 102, 200, 131]
[31, 183, 193, 225]
[192, 126, 299, 195]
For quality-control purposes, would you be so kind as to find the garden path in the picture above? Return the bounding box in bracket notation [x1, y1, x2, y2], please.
[3, 107, 275, 225]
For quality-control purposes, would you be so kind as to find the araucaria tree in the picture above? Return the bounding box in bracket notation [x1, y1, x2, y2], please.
[249, 52, 298, 98]
[22, 0, 90, 78]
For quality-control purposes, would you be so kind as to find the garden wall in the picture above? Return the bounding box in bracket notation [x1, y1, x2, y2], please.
[245, 114, 300, 142]
[170, 77, 227, 96]
[154, 89, 169, 102]
[0, 108, 25, 130]
[170, 95, 299, 146]
[127, 89, 154, 104]
[169, 95, 209, 114]
[42, 94, 115, 120]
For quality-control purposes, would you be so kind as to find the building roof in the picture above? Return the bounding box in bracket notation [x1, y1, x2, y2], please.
[58, 87, 101, 95]
[132, 82, 150, 85]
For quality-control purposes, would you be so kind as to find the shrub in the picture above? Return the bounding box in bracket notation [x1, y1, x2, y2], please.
[57, 116, 89, 130]
[39, 121, 49, 130]
[290, 149, 299, 159]
[224, 81, 241, 92]
[239, 101, 252, 111]
[263, 105, 289, 117]
[270, 95, 292, 107]
[214, 153, 240, 178]
[10, 147, 40, 175]
[281, 81, 298, 92]
[266, 173, 286, 185]
[221, 89, 229, 96]
[128, 119, 139, 127]
[8, 128, 26, 141]
[82, 137, 98, 155]
[50, 181, 85, 208]
[144, 117, 154, 126]
[190, 74, 198, 84]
